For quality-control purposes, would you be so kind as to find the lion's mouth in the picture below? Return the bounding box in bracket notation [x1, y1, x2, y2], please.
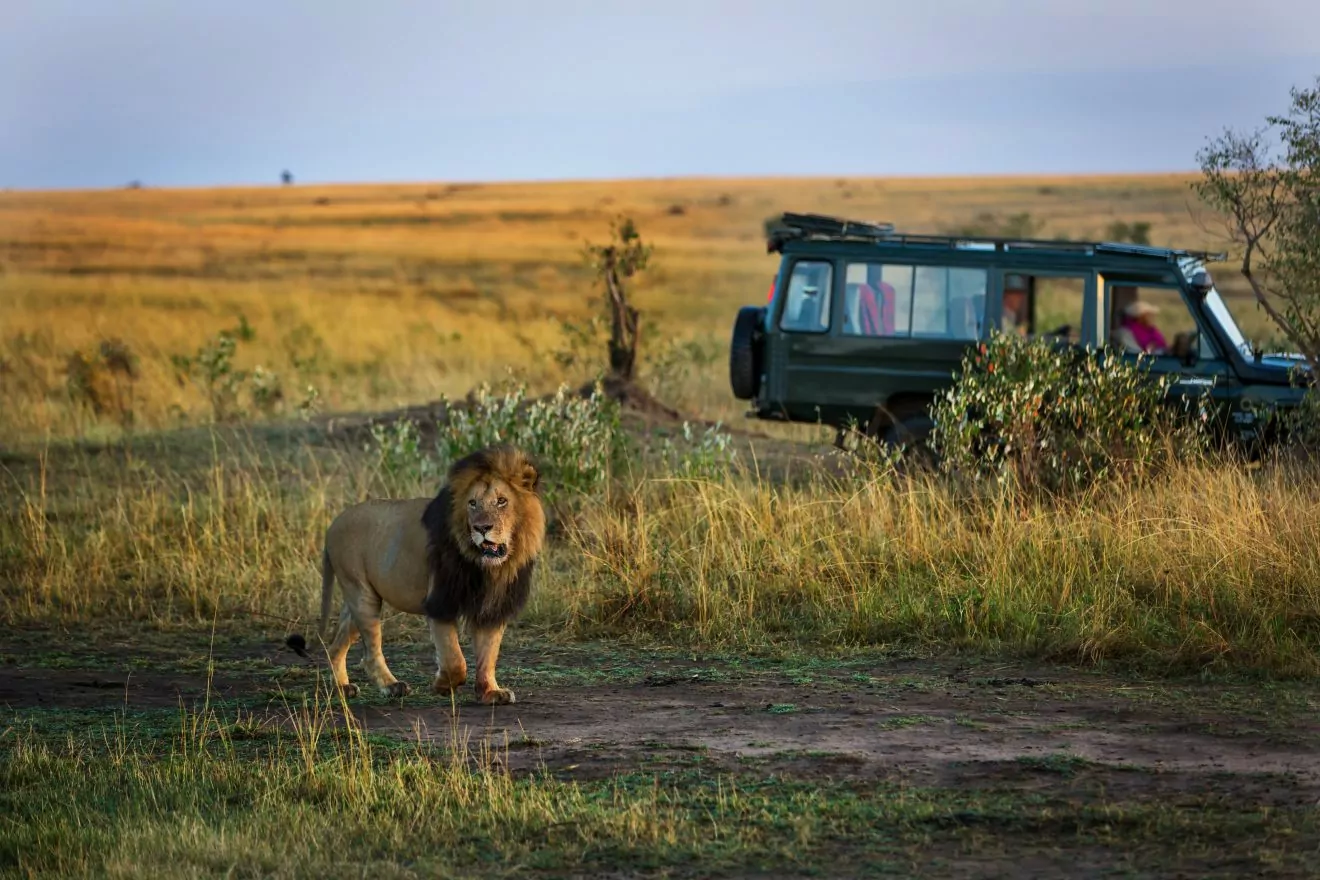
[478, 540, 508, 560]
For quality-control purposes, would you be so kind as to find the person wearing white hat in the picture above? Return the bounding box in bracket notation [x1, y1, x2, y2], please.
[1114, 299, 1168, 354]
[1000, 274, 1030, 335]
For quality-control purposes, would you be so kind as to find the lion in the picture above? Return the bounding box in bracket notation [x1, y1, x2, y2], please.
[310, 443, 545, 705]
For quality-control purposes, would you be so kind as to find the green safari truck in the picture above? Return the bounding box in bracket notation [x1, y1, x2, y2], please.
[728, 212, 1309, 455]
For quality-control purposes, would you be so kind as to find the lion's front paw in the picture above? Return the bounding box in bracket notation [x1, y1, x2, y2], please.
[432, 669, 468, 694]
[337, 682, 359, 699]
[477, 686, 516, 706]
[382, 681, 410, 698]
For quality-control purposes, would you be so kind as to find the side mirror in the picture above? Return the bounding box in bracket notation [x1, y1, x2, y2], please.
[1189, 269, 1214, 301]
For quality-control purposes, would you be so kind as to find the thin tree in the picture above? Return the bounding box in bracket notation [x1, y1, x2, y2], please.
[1192, 75, 1320, 372]
[583, 216, 652, 382]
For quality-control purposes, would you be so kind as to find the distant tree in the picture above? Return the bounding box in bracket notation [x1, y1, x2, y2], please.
[1193, 75, 1320, 372]
[281, 170, 294, 185]
[583, 216, 652, 382]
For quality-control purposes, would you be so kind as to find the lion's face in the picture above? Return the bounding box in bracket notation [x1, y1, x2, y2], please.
[463, 475, 519, 568]
[443, 445, 546, 578]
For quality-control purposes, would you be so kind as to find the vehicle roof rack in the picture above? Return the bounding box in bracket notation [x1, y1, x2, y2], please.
[765, 212, 896, 252]
[765, 211, 1227, 263]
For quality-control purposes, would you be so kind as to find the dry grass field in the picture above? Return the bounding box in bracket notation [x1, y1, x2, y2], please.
[4, 174, 1319, 878]
[0, 172, 1279, 446]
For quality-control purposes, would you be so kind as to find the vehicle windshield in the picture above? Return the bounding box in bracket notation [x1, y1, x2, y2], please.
[1181, 257, 1251, 358]
[1203, 289, 1253, 357]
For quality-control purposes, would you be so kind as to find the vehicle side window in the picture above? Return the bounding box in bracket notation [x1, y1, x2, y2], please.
[914, 266, 987, 339]
[1107, 282, 1220, 360]
[842, 261, 985, 340]
[842, 261, 905, 337]
[779, 260, 833, 333]
[1036, 275, 1087, 343]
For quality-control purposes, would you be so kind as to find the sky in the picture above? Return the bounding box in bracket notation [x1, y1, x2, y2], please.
[3, 0, 1320, 190]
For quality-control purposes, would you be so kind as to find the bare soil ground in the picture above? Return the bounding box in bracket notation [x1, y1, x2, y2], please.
[4, 623, 1318, 877]
[6, 633, 1316, 790]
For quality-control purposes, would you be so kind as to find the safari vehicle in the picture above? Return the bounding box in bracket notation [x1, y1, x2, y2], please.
[728, 212, 1309, 455]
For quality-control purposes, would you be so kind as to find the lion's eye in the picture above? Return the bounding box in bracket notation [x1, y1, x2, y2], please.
[496, 497, 507, 507]
[467, 499, 477, 509]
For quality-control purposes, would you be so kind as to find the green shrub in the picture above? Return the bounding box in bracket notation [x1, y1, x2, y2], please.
[439, 381, 629, 498]
[169, 315, 311, 424]
[929, 332, 1211, 495]
[655, 420, 739, 479]
[368, 381, 630, 504]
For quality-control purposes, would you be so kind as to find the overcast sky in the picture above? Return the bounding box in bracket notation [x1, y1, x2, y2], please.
[3, 0, 1319, 189]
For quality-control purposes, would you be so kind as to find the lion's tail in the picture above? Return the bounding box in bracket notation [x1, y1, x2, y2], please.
[317, 544, 336, 639]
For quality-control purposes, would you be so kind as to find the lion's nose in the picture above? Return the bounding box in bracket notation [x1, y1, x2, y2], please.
[472, 521, 494, 535]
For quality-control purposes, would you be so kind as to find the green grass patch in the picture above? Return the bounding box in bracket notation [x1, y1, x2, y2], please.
[3, 710, 1317, 879]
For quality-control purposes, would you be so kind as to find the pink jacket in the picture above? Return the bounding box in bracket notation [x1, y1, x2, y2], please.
[1119, 316, 1167, 353]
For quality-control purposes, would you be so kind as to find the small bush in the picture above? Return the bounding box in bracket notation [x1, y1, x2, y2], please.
[64, 338, 138, 429]
[945, 211, 1045, 239]
[368, 381, 631, 504]
[1104, 219, 1153, 245]
[168, 315, 320, 425]
[1267, 366, 1320, 455]
[655, 421, 739, 479]
[929, 332, 1211, 496]
[369, 418, 436, 488]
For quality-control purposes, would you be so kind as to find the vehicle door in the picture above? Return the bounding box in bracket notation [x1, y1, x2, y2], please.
[1099, 273, 1234, 415]
[766, 257, 839, 413]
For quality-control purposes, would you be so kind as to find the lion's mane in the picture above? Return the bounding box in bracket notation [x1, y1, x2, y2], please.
[420, 444, 546, 628]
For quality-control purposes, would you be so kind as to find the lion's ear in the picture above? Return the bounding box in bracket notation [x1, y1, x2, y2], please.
[518, 461, 540, 493]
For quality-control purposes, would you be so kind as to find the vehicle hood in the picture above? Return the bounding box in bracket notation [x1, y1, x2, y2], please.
[1256, 352, 1310, 372]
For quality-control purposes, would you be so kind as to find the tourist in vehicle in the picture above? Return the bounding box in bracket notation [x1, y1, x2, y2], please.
[1114, 300, 1168, 354]
[1000, 275, 1029, 335]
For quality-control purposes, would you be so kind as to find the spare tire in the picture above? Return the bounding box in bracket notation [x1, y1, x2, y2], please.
[729, 306, 766, 400]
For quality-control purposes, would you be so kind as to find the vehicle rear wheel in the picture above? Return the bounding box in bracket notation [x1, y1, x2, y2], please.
[729, 306, 765, 401]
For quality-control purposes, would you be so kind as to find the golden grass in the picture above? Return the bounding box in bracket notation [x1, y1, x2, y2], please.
[562, 459, 1320, 673]
[6, 428, 1319, 676]
[2, 173, 1314, 679]
[0, 172, 1280, 445]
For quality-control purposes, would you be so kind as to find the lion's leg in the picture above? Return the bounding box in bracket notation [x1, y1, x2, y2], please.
[472, 622, 514, 705]
[346, 584, 410, 699]
[427, 618, 468, 695]
[326, 604, 360, 698]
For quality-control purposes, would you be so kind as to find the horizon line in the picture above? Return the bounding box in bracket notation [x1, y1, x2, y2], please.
[2, 168, 1210, 196]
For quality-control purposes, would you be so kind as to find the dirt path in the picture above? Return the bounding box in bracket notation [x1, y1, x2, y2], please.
[5, 629, 1319, 876]
[4, 633, 1317, 799]
[371, 675, 1320, 791]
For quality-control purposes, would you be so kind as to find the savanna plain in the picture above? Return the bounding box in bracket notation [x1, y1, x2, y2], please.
[2, 175, 1319, 878]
